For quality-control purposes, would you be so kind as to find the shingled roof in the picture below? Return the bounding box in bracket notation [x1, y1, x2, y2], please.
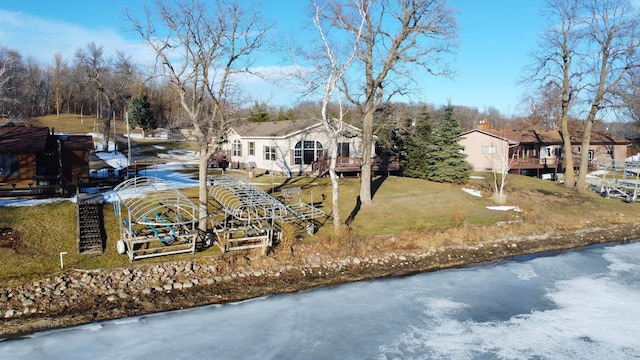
[230, 119, 322, 138]
[60, 135, 94, 150]
[0, 126, 50, 153]
[483, 129, 630, 145]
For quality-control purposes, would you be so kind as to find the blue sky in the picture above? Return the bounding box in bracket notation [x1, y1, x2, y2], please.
[0, 0, 582, 116]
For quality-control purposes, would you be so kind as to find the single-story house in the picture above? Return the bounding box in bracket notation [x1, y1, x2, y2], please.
[0, 125, 93, 189]
[458, 126, 631, 178]
[219, 119, 393, 176]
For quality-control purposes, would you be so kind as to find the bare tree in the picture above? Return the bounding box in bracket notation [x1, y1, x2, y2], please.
[519, 82, 564, 131]
[301, 0, 366, 231]
[316, 0, 458, 205]
[0, 48, 13, 108]
[488, 136, 515, 205]
[0, 47, 25, 116]
[526, 0, 640, 191]
[75, 43, 134, 149]
[51, 53, 67, 118]
[620, 67, 640, 123]
[126, 0, 271, 232]
[524, 0, 583, 189]
[574, 0, 640, 191]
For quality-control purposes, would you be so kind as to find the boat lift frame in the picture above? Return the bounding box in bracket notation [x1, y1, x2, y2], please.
[590, 159, 640, 202]
[113, 177, 200, 261]
[207, 175, 327, 254]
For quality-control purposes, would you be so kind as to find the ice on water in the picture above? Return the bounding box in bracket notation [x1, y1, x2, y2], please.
[2, 242, 640, 360]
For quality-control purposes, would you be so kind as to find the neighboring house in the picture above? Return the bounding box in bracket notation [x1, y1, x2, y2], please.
[459, 126, 631, 178]
[0, 125, 93, 192]
[220, 119, 383, 176]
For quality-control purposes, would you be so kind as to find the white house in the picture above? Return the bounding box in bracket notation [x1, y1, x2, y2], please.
[221, 119, 368, 176]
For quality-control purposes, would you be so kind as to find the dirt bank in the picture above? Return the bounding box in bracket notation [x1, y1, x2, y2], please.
[2, 223, 639, 338]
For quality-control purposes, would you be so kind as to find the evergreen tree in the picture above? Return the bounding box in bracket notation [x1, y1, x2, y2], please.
[128, 95, 156, 131]
[426, 105, 469, 183]
[402, 107, 432, 179]
[277, 107, 296, 121]
[247, 102, 270, 122]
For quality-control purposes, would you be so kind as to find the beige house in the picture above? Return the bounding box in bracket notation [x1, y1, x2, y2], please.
[459, 127, 631, 178]
[220, 119, 368, 176]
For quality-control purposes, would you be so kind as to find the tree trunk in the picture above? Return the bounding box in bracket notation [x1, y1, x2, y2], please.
[576, 110, 597, 192]
[102, 95, 112, 151]
[327, 135, 342, 230]
[197, 143, 210, 234]
[560, 118, 575, 188]
[359, 110, 374, 205]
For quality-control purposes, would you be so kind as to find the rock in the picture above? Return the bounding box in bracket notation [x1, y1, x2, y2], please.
[4, 309, 15, 318]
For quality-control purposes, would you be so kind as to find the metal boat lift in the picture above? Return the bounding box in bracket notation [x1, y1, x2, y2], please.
[113, 177, 200, 261]
[589, 159, 640, 202]
[208, 175, 327, 254]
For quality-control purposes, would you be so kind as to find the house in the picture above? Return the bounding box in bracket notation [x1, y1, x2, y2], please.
[0, 125, 93, 195]
[219, 119, 399, 176]
[458, 127, 631, 178]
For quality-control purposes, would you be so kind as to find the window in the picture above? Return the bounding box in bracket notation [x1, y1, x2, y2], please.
[0, 153, 19, 177]
[337, 142, 349, 157]
[294, 140, 323, 165]
[588, 150, 594, 160]
[248, 142, 255, 156]
[482, 145, 497, 154]
[264, 145, 276, 160]
[606, 150, 613, 155]
[232, 140, 242, 157]
[544, 147, 552, 157]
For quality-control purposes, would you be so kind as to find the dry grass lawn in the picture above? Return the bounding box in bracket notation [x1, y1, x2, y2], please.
[2, 114, 639, 284]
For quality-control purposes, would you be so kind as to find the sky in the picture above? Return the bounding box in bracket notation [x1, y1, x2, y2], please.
[0, 0, 597, 117]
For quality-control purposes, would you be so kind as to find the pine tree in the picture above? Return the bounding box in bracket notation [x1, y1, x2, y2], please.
[128, 95, 156, 132]
[426, 105, 469, 183]
[247, 102, 270, 122]
[402, 107, 432, 179]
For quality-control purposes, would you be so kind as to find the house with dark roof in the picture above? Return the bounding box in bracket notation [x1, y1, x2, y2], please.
[458, 126, 631, 178]
[220, 119, 396, 176]
[0, 125, 93, 195]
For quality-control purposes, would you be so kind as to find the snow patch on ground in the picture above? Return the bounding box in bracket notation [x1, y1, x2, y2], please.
[462, 188, 482, 197]
[486, 206, 522, 212]
[157, 150, 199, 161]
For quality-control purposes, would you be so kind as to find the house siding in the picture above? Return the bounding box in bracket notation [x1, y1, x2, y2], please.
[459, 128, 631, 177]
[458, 131, 510, 172]
[223, 121, 367, 176]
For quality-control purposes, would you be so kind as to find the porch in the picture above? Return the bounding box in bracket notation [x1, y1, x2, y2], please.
[316, 154, 401, 176]
[509, 156, 596, 177]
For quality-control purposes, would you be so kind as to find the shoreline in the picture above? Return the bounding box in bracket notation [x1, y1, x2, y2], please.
[2, 222, 640, 339]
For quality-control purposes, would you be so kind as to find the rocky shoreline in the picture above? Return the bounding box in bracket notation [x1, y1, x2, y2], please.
[2, 223, 640, 338]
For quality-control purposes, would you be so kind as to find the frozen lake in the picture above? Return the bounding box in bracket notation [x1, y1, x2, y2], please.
[2, 240, 640, 359]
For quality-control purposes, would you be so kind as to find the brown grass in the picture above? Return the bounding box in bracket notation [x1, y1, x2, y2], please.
[3, 114, 640, 283]
[3, 173, 640, 284]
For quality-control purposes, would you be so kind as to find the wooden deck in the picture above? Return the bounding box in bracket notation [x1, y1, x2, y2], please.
[316, 155, 401, 176]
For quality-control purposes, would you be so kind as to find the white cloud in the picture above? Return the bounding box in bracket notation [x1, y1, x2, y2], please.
[0, 9, 153, 65]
